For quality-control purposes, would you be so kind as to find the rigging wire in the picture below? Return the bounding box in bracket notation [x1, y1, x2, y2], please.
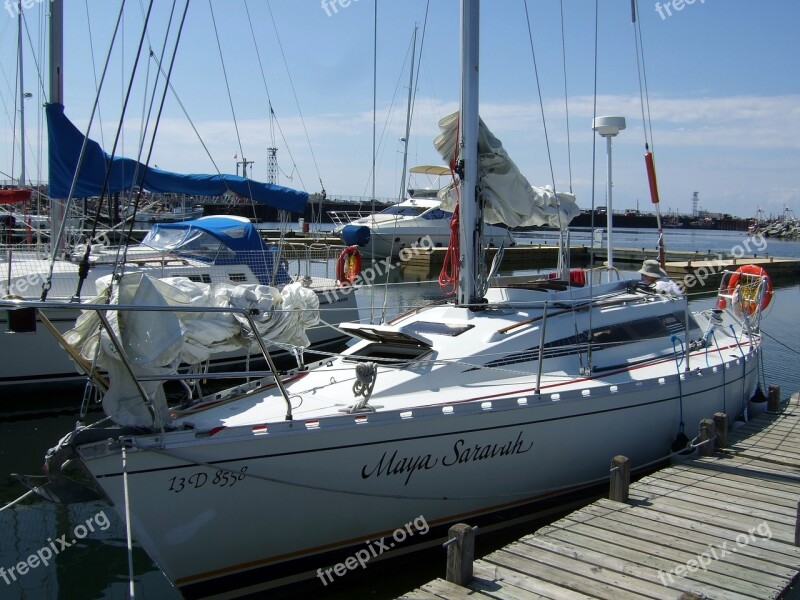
[243, 0, 306, 193]
[558, 0, 573, 194]
[407, 0, 430, 161]
[208, 1, 253, 207]
[263, 0, 325, 192]
[85, 0, 106, 150]
[116, 0, 184, 272]
[369, 0, 378, 320]
[71, 0, 157, 296]
[585, 0, 601, 373]
[632, 0, 665, 268]
[522, 0, 572, 284]
[41, 0, 130, 300]
[146, 56, 224, 176]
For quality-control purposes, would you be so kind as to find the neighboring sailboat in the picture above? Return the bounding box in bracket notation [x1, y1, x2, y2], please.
[0, 8, 358, 392]
[4, 1, 772, 598]
[1, 2, 33, 212]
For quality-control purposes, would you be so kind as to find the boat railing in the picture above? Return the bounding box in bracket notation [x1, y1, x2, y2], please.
[327, 210, 373, 229]
[2, 244, 349, 300]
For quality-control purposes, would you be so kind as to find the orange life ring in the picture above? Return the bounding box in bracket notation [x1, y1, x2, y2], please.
[718, 264, 773, 315]
[336, 245, 362, 286]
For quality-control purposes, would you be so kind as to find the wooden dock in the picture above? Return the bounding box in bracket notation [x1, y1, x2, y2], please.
[399, 245, 800, 286]
[400, 392, 800, 600]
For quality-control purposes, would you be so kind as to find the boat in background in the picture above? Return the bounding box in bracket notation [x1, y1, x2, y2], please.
[125, 196, 204, 223]
[331, 165, 515, 258]
[0, 214, 357, 391]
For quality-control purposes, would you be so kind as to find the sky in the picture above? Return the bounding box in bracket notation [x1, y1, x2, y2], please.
[1, 0, 798, 220]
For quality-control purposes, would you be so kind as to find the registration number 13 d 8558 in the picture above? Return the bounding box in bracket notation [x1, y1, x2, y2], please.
[168, 466, 248, 493]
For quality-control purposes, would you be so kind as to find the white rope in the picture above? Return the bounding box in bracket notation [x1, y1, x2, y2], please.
[121, 446, 136, 599]
[0, 490, 34, 513]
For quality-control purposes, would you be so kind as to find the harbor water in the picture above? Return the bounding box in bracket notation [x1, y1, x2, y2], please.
[1, 229, 798, 599]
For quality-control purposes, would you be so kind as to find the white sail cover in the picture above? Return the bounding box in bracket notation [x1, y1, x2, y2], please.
[64, 273, 319, 427]
[433, 111, 580, 230]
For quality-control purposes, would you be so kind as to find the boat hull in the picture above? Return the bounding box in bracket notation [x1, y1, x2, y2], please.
[77, 350, 759, 598]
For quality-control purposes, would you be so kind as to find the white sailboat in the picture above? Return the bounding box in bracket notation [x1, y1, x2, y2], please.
[5, 1, 773, 597]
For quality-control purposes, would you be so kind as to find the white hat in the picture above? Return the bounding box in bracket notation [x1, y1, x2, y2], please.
[638, 259, 667, 278]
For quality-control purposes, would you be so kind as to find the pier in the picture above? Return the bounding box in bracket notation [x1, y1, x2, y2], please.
[400, 392, 800, 600]
[397, 245, 800, 287]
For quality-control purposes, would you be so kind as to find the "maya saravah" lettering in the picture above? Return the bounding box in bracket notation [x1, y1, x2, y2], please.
[360, 431, 533, 486]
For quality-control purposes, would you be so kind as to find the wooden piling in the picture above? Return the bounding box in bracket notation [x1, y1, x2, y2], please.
[445, 523, 475, 587]
[768, 384, 782, 413]
[795, 499, 800, 547]
[698, 418, 716, 456]
[609, 455, 630, 503]
[713, 412, 728, 448]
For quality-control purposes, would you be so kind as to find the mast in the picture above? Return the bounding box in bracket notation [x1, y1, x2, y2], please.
[458, 0, 480, 307]
[17, 1, 26, 188]
[49, 0, 65, 257]
[399, 24, 417, 201]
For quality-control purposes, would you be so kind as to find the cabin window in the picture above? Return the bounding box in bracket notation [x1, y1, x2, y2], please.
[421, 209, 451, 221]
[179, 273, 212, 284]
[229, 273, 248, 283]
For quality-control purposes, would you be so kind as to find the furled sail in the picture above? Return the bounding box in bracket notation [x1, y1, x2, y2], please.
[46, 103, 308, 213]
[434, 111, 579, 230]
[64, 272, 319, 427]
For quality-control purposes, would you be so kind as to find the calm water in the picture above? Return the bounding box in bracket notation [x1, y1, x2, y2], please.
[1, 229, 798, 599]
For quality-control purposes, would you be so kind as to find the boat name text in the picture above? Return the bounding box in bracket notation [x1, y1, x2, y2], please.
[361, 431, 533, 486]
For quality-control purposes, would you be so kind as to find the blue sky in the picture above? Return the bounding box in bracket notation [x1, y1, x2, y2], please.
[1, 0, 798, 220]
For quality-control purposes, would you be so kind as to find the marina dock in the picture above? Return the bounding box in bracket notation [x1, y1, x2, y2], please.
[400, 392, 800, 600]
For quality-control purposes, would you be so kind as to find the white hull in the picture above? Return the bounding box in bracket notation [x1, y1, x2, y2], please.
[77, 348, 758, 596]
[361, 222, 511, 259]
[57, 280, 763, 597]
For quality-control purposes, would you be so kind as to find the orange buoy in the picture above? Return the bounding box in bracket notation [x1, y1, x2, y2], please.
[336, 245, 362, 286]
[722, 264, 773, 315]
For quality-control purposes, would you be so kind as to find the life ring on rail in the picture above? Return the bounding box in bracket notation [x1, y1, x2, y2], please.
[336, 245, 362, 286]
[717, 264, 773, 315]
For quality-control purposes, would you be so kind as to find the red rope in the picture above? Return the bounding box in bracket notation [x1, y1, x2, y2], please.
[439, 118, 461, 296]
[439, 200, 460, 295]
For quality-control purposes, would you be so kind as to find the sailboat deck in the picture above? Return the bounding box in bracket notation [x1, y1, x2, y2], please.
[400, 392, 800, 600]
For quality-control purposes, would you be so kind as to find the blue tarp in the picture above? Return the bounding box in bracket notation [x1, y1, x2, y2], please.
[143, 216, 291, 286]
[46, 103, 308, 213]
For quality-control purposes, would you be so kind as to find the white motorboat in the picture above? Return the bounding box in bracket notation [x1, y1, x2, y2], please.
[5, 1, 773, 598]
[332, 165, 515, 258]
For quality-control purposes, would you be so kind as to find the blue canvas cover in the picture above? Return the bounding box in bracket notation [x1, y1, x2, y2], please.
[46, 103, 307, 213]
[143, 216, 291, 286]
